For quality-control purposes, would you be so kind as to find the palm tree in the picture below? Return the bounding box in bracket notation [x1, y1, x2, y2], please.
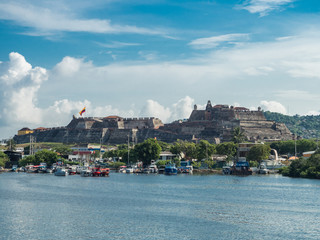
[232, 127, 245, 162]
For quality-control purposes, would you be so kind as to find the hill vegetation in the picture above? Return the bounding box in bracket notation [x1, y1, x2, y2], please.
[264, 111, 320, 139]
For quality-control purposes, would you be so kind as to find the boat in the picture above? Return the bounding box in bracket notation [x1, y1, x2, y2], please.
[11, 165, 18, 172]
[54, 167, 68, 176]
[126, 167, 134, 173]
[258, 163, 269, 174]
[142, 168, 150, 174]
[230, 160, 252, 175]
[26, 165, 39, 173]
[119, 166, 127, 173]
[222, 166, 231, 175]
[158, 165, 165, 174]
[91, 167, 110, 176]
[178, 161, 193, 174]
[148, 160, 158, 173]
[37, 165, 48, 173]
[164, 162, 178, 175]
[68, 166, 77, 175]
[80, 169, 92, 177]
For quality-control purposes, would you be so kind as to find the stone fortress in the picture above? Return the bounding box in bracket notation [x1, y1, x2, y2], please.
[14, 100, 293, 144]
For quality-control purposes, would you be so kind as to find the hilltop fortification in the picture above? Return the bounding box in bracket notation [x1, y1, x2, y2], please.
[14, 100, 293, 144]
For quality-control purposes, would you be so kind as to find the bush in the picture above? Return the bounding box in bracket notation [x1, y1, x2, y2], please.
[109, 161, 126, 169]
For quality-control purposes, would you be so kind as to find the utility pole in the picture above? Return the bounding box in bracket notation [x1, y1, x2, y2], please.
[30, 135, 35, 155]
[127, 134, 130, 165]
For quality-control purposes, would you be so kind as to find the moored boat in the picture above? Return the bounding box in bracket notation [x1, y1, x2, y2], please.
[54, 167, 68, 176]
[164, 162, 178, 175]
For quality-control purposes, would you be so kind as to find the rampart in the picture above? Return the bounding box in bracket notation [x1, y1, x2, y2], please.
[13, 100, 293, 144]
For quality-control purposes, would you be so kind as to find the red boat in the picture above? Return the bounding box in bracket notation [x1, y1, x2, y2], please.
[91, 167, 110, 177]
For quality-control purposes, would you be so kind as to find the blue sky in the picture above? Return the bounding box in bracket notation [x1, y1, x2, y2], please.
[1, 0, 320, 139]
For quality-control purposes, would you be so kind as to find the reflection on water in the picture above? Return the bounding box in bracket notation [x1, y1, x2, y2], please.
[1, 172, 320, 240]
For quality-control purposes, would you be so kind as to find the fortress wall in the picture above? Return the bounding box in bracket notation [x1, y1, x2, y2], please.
[240, 120, 274, 128]
[235, 111, 265, 121]
[85, 121, 95, 129]
[106, 129, 133, 144]
[123, 117, 163, 129]
[188, 110, 206, 121]
[136, 129, 194, 143]
[212, 109, 235, 121]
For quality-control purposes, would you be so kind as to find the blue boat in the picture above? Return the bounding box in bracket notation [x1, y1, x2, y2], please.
[164, 162, 178, 175]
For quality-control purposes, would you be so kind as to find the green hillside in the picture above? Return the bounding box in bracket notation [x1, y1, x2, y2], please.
[264, 111, 320, 139]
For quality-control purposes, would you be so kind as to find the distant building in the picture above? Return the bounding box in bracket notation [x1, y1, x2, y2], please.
[302, 151, 316, 159]
[4, 150, 22, 168]
[18, 127, 34, 136]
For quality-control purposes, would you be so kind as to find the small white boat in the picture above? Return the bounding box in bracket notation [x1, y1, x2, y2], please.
[126, 167, 134, 173]
[54, 168, 68, 176]
[80, 169, 92, 177]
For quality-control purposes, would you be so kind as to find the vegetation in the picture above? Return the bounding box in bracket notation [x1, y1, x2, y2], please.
[170, 140, 197, 160]
[196, 140, 215, 160]
[280, 150, 320, 179]
[264, 111, 320, 139]
[232, 127, 246, 144]
[134, 138, 161, 166]
[0, 152, 9, 167]
[270, 139, 318, 156]
[52, 145, 72, 155]
[109, 161, 126, 170]
[18, 149, 59, 167]
[247, 144, 271, 163]
[215, 142, 237, 159]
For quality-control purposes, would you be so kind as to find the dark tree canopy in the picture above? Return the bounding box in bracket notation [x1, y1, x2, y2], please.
[134, 138, 161, 166]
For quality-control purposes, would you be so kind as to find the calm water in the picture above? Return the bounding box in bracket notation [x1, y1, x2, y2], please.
[1, 172, 320, 240]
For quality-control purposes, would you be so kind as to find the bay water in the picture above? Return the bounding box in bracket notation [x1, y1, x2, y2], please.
[1, 172, 320, 240]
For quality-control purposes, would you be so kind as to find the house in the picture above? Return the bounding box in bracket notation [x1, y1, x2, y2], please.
[18, 127, 34, 136]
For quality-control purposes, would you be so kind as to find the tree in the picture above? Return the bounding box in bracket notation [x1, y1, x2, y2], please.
[232, 127, 245, 162]
[134, 138, 161, 166]
[216, 142, 237, 159]
[52, 145, 72, 155]
[19, 155, 36, 167]
[170, 140, 197, 160]
[247, 144, 271, 163]
[196, 140, 215, 160]
[232, 127, 245, 144]
[34, 150, 59, 166]
[157, 141, 169, 151]
[0, 152, 9, 167]
[110, 161, 126, 170]
[91, 150, 100, 160]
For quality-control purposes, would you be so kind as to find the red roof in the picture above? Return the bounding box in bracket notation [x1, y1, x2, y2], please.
[234, 107, 249, 111]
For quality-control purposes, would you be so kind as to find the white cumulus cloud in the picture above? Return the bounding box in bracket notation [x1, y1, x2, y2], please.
[260, 100, 287, 114]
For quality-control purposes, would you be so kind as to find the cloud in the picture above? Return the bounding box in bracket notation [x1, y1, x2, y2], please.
[0, 52, 32, 85]
[0, 52, 48, 127]
[0, 2, 165, 36]
[97, 41, 142, 49]
[306, 110, 320, 116]
[274, 90, 320, 101]
[53, 56, 90, 77]
[238, 0, 295, 16]
[140, 100, 172, 123]
[260, 100, 287, 114]
[189, 33, 250, 49]
[171, 96, 195, 120]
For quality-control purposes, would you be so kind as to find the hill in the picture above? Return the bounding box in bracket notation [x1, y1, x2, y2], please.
[264, 111, 320, 139]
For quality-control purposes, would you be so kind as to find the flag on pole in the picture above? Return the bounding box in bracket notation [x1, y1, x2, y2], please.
[79, 107, 86, 116]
